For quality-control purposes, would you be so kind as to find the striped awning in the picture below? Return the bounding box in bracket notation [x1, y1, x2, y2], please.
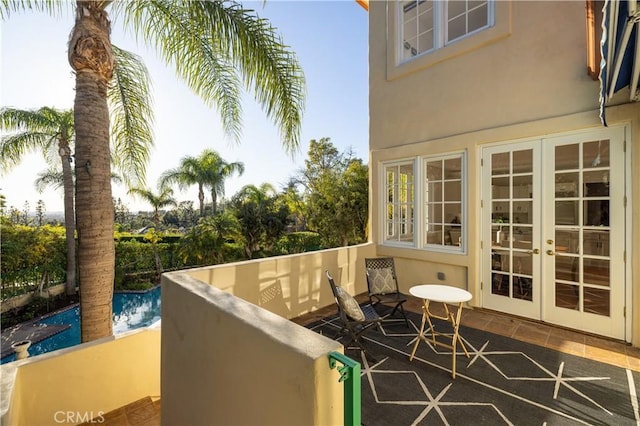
[599, 0, 640, 125]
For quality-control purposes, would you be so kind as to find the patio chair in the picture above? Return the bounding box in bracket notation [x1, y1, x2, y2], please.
[364, 257, 410, 327]
[325, 270, 386, 356]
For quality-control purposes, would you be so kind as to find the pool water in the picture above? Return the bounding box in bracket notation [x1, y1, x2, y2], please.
[1, 286, 161, 364]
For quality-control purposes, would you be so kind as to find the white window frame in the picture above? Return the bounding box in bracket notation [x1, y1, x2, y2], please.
[382, 160, 416, 247]
[380, 152, 467, 254]
[386, 0, 511, 81]
[398, 0, 495, 64]
[422, 152, 467, 254]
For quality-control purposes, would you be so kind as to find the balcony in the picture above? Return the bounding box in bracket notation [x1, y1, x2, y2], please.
[1, 243, 376, 425]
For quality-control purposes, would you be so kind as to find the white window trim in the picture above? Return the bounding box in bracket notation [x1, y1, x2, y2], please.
[386, 0, 512, 81]
[381, 159, 417, 248]
[380, 152, 467, 254]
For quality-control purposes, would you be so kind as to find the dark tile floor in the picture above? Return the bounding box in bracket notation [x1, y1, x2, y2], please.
[91, 293, 640, 425]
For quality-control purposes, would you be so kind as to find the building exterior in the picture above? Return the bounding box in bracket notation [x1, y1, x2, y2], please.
[367, 0, 639, 345]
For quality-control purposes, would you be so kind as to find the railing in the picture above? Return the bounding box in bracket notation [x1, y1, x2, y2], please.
[329, 351, 361, 426]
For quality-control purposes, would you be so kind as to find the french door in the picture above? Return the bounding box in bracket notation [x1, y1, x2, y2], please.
[481, 127, 627, 339]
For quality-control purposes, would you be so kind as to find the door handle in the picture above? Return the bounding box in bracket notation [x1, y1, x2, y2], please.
[527, 249, 540, 254]
[546, 249, 555, 256]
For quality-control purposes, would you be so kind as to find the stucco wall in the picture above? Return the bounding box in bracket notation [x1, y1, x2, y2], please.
[2, 329, 160, 426]
[367, 1, 639, 346]
[369, 1, 604, 149]
[160, 273, 343, 426]
[183, 243, 376, 319]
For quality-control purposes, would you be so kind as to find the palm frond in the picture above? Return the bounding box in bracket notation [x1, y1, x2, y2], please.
[120, 0, 305, 152]
[0, 0, 70, 19]
[108, 45, 154, 189]
[34, 168, 64, 192]
[1, 132, 51, 169]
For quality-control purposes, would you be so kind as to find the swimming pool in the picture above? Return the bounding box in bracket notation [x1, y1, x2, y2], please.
[1, 286, 161, 364]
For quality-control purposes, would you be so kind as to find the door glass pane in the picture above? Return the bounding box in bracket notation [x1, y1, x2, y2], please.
[584, 287, 610, 316]
[491, 273, 509, 296]
[555, 256, 578, 282]
[583, 230, 609, 256]
[492, 202, 510, 223]
[513, 175, 532, 198]
[556, 283, 579, 310]
[513, 226, 532, 249]
[584, 200, 609, 226]
[492, 152, 510, 175]
[584, 171, 609, 196]
[513, 149, 532, 173]
[583, 140, 610, 168]
[492, 177, 509, 199]
[555, 144, 579, 170]
[583, 258, 609, 286]
[513, 201, 532, 224]
[555, 173, 578, 197]
[555, 229, 579, 254]
[556, 201, 578, 225]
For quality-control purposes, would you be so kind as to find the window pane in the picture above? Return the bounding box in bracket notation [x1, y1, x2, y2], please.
[427, 182, 442, 202]
[426, 160, 442, 180]
[448, 14, 466, 41]
[444, 203, 461, 223]
[444, 157, 462, 178]
[468, 3, 488, 32]
[444, 181, 461, 201]
[384, 163, 415, 244]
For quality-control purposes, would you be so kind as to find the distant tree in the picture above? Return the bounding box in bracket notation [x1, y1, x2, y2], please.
[128, 186, 177, 228]
[179, 212, 240, 265]
[297, 138, 368, 247]
[163, 201, 198, 229]
[231, 183, 289, 259]
[35, 200, 46, 227]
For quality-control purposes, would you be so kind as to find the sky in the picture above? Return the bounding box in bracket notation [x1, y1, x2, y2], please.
[0, 0, 369, 213]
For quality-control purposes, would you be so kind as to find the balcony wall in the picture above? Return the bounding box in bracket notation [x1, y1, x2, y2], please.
[160, 243, 375, 425]
[1, 328, 161, 425]
[1, 243, 376, 425]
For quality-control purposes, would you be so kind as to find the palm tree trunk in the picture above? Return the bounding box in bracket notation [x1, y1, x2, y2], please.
[198, 184, 205, 216]
[59, 143, 77, 296]
[69, 0, 115, 342]
[211, 190, 217, 215]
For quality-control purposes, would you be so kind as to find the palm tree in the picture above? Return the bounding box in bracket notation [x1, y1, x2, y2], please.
[160, 154, 210, 217]
[0, 107, 77, 295]
[161, 149, 245, 216]
[201, 149, 244, 215]
[1, 43, 151, 315]
[128, 186, 177, 228]
[2, 0, 305, 342]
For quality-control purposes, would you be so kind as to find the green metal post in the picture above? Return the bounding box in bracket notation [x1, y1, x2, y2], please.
[329, 351, 361, 426]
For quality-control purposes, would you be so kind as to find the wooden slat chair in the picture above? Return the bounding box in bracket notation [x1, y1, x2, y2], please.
[364, 257, 410, 327]
[325, 270, 386, 356]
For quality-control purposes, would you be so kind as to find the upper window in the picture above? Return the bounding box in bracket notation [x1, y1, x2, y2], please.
[399, 0, 493, 63]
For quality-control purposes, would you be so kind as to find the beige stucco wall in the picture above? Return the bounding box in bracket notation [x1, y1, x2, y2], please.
[160, 273, 344, 426]
[184, 243, 376, 319]
[1, 329, 160, 425]
[367, 1, 639, 346]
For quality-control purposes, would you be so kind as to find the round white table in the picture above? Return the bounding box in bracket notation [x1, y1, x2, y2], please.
[409, 285, 472, 379]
